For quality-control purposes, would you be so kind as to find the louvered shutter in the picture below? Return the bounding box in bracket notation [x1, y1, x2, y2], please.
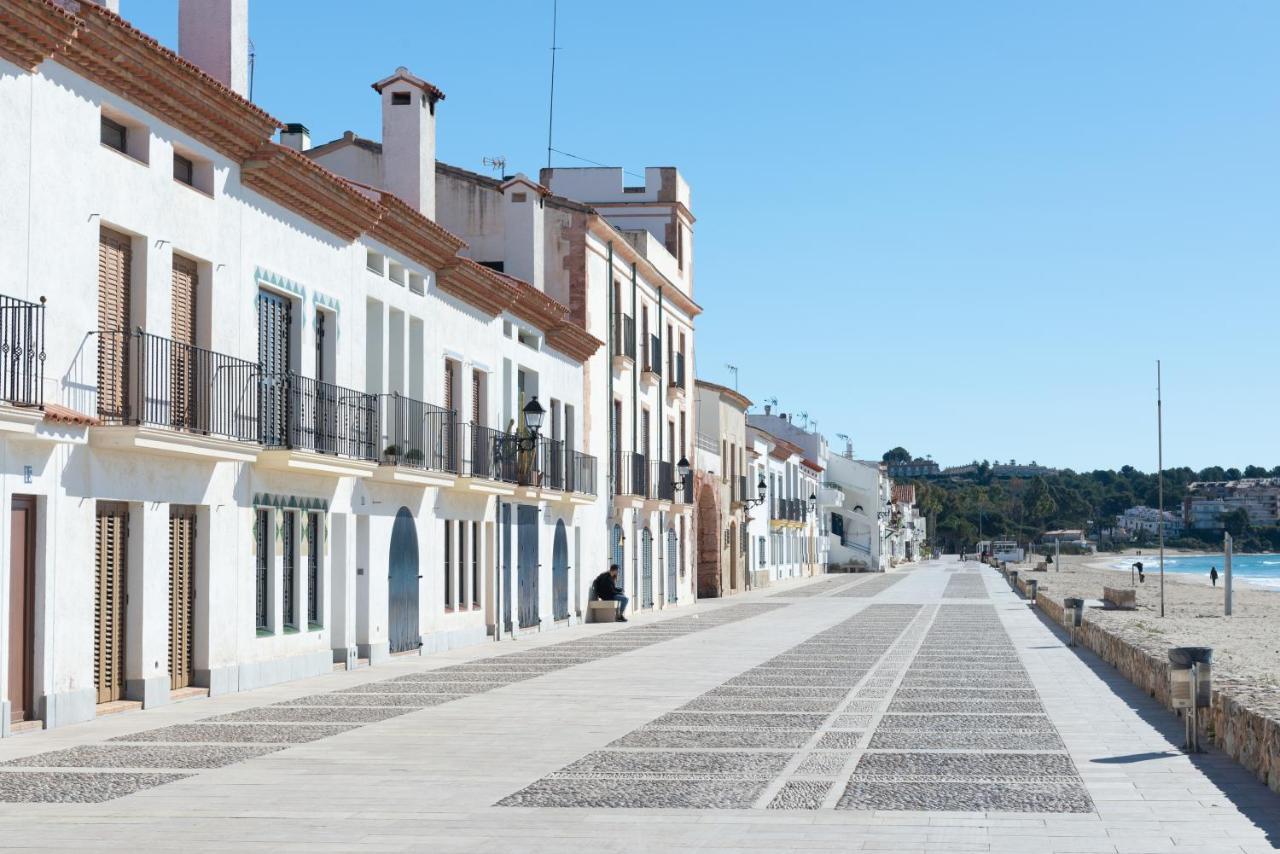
[282, 511, 296, 629]
[170, 257, 199, 430]
[94, 502, 129, 704]
[168, 506, 196, 690]
[97, 228, 132, 420]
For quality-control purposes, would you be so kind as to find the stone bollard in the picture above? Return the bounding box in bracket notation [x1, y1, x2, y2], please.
[1063, 597, 1084, 647]
[1008, 570, 1018, 592]
[1026, 578, 1038, 604]
[1169, 647, 1213, 752]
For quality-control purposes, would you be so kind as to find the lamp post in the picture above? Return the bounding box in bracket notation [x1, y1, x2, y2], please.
[515, 396, 545, 451]
[744, 476, 768, 509]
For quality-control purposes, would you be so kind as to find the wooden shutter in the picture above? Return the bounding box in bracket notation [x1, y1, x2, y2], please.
[306, 513, 320, 626]
[282, 511, 296, 628]
[443, 361, 454, 411]
[471, 370, 481, 423]
[97, 228, 132, 420]
[168, 506, 196, 690]
[257, 292, 291, 445]
[94, 502, 129, 704]
[171, 257, 198, 347]
[170, 257, 199, 430]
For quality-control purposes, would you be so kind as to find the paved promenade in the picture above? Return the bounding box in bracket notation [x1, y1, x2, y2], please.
[1, 558, 1277, 852]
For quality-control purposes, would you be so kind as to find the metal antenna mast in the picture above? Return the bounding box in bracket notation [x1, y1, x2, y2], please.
[545, 0, 560, 170]
[725, 364, 738, 390]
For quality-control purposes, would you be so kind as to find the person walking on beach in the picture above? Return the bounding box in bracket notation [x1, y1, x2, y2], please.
[1210, 566, 1219, 587]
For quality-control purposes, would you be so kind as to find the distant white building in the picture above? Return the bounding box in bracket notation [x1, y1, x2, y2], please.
[1183, 479, 1280, 530]
[1115, 506, 1183, 538]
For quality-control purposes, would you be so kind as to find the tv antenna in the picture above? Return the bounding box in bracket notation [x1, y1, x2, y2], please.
[482, 156, 507, 177]
[725, 363, 738, 390]
[545, 0, 561, 170]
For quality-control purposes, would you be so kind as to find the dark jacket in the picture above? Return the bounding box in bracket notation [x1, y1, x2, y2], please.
[592, 571, 621, 599]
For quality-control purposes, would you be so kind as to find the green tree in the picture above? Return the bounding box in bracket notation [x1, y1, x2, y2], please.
[882, 447, 912, 464]
[1222, 508, 1251, 538]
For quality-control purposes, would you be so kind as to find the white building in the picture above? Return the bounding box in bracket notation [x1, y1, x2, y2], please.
[0, 0, 679, 738]
[1115, 506, 1183, 538]
[692, 381, 754, 597]
[745, 426, 821, 583]
[1183, 479, 1280, 531]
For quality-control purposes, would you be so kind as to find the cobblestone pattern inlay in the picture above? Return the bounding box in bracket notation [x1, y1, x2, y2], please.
[836, 604, 1093, 814]
[942, 573, 988, 599]
[832, 574, 906, 598]
[498, 602, 923, 809]
[768, 575, 865, 598]
[2, 602, 781, 804]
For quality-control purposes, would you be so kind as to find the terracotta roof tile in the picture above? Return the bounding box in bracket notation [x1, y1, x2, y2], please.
[43, 403, 100, 427]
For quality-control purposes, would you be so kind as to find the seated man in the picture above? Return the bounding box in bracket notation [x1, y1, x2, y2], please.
[590, 563, 629, 622]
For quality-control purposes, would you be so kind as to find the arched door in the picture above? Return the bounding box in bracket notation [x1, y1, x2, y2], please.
[696, 485, 720, 598]
[640, 527, 654, 607]
[388, 507, 419, 653]
[552, 520, 569, 620]
[666, 528, 678, 603]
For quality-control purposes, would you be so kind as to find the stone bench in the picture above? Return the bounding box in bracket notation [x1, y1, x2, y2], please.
[587, 600, 622, 623]
[1103, 586, 1136, 610]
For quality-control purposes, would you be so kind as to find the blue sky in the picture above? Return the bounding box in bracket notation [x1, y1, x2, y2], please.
[124, 1, 1280, 472]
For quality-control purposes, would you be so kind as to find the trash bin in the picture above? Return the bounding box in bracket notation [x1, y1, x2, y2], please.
[1063, 597, 1084, 626]
[1026, 578, 1038, 602]
[1008, 570, 1018, 591]
[1169, 646, 1213, 752]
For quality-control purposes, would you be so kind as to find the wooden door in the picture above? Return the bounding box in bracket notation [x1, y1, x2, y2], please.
[387, 507, 419, 653]
[516, 505, 539, 628]
[551, 521, 569, 621]
[640, 527, 653, 607]
[8, 496, 35, 723]
[666, 528, 678, 604]
[97, 228, 132, 420]
[168, 506, 195, 690]
[94, 502, 128, 705]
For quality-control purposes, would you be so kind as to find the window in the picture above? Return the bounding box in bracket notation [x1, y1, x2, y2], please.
[306, 513, 322, 628]
[471, 521, 481, 609]
[173, 152, 194, 186]
[388, 261, 406, 286]
[255, 509, 271, 634]
[282, 511, 297, 631]
[458, 521, 469, 608]
[366, 250, 385, 275]
[392, 91, 412, 106]
[444, 520, 453, 610]
[101, 116, 127, 153]
[408, 272, 425, 295]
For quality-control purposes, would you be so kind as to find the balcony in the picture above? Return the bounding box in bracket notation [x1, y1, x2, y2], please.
[0, 294, 45, 408]
[641, 334, 661, 387]
[651, 459, 675, 502]
[771, 497, 805, 526]
[93, 330, 261, 462]
[566, 449, 598, 496]
[732, 474, 748, 506]
[460, 424, 594, 497]
[667, 351, 686, 400]
[611, 313, 636, 369]
[375, 393, 458, 486]
[258, 372, 379, 475]
[613, 451, 648, 501]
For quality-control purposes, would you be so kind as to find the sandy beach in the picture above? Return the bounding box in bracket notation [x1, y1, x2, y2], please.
[1015, 550, 1280, 690]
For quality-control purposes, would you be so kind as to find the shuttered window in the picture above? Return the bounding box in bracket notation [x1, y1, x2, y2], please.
[168, 506, 196, 691]
[170, 256, 199, 430]
[257, 291, 291, 446]
[94, 502, 129, 704]
[443, 520, 453, 610]
[282, 511, 297, 630]
[459, 521, 468, 607]
[255, 509, 270, 632]
[97, 228, 132, 420]
[306, 513, 321, 626]
[471, 521, 480, 610]
[471, 369, 481, 424]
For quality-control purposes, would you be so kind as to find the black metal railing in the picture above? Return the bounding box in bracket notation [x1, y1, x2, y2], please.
[96, 329, 131, 422]
[612, 313, 636, 361]
[541, 436, 565, 491]
[379, 394, 457, 472]
[260, 373, 377, 460]
[670, 351, 685, 390]
[0, 295, 44, 407]
[463, 423, 516, 483]
[643, 334, 662, 375]
[616, 451, 647, 497]
[772, 497, 804, 522]
[132, 331, 259, 442]
[651, 459, 675, 501]
[566, 450, 597, 495]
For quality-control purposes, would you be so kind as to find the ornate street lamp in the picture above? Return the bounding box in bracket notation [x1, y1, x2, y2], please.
[744, 476, 767, 509]
[514, 396, 545, 451]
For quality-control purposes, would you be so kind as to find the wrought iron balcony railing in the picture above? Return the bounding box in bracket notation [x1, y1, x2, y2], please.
[379, 393, 457, 473]
[566, 449, 597, 496]
[0, 294, 44, 408]
[643, 334, 662, 375]
[134, 331, 259, 442]
[260, 372, 377, 460]
[612, 313, 636, 361]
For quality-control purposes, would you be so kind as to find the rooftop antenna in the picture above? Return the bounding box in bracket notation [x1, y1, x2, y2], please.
[798, 410, 809, 430]
[247, 38, 256, 101]
[725, 363, 738, 390]
[545, 0, 560, 170]
[482, 156, 507, 177]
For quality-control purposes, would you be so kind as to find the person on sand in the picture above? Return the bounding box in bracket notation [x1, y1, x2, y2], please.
[1210, 566, 1219, 587]
[591, 564, 629, 622]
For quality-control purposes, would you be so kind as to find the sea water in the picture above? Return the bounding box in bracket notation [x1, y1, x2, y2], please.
[1106, 553, 1280, 591]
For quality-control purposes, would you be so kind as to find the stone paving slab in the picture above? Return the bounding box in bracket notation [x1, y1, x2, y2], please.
[1, 744, 284, 769]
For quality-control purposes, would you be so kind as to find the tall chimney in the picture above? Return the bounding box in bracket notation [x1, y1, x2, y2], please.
[500, 175, 545, 290]
[179, 0, 250, 98]
[85, 0, 120, 12]
[280, 123, 310, 151]
[373, 67, 444, 219]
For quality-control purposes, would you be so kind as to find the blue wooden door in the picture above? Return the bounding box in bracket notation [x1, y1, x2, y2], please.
[500, 503, 512, 632]
[611, 524, 624, 590]
[517, 505, 539, 628]
[666, 528, 678, 603]
[388, 507, 419, 653]
[641, 527, 653, 608]
[552, 521, 569, 620]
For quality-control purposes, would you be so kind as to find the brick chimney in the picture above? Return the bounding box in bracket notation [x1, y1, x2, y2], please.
[500, 174, 545, 290]
[178, 0, 250, 98]
[372, 67, 445, 220]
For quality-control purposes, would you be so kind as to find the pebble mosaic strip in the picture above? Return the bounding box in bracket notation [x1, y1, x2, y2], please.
[795, 751, 852, 776]
[498, 604, 922, 809]
[5, 602, 782, 804]
[2, 744, 284, 770]
[837, 604, 1092, 814]
[767, 574, 863, 597]
[832, 574, 906, 598]
[942, 574, 989, 599]
[0, 771, 190, 803]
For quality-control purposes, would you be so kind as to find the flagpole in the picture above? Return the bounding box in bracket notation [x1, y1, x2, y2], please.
[1157, 359, 1165, 618]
